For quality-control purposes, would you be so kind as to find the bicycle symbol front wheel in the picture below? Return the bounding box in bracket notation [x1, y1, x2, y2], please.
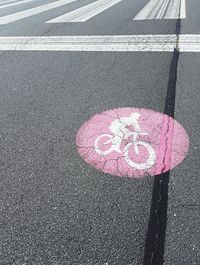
[124, 141, 156, 170]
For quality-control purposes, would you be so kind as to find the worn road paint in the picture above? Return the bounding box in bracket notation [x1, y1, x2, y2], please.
[0, 0, 17, 4]
[0, 0, 36, 10]
[76, 108, 189, 178]
[133, 0, 186, 20]
[180, 0, 186, 19]
[1, 35, 200, 52]
[0, 0, 79, 24]
[46, 0, 121, 23]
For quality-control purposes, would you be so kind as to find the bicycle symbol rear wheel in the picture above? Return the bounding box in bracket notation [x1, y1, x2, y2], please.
[124, 141, 156, 170]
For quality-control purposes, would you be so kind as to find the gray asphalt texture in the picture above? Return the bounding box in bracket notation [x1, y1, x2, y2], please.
[0, 0, 199, 264]
[164, 53, 200, 265]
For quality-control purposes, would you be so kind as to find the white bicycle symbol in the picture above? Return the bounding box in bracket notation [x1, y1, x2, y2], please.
[94, 112, 156, 170]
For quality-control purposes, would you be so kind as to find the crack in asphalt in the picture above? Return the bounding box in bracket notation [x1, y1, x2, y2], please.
[160, 117, 171, 174]
[143, 3, 182, 264]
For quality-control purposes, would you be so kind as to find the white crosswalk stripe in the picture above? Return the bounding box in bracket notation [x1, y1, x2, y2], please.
[46, 0, 122, 23]
[0, 0, 36, 10]
[0, 0, 19, 5]
[0, 0, 80, 24]
[133, 0, 186, 20]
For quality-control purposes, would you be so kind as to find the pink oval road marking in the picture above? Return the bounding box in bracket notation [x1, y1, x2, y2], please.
[76, 108, 189, 178]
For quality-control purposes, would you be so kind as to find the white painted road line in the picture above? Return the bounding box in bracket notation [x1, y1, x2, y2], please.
[0, 0, 18, 5]
[133, 0, 186, 20]
[46, 0, 121, 23]
[0, 0, 36, 10]
[180, 0, 186, 19]
[0, 35, 200, 52]
[0, 0, 80, 24]
[0, 35, 176, 51]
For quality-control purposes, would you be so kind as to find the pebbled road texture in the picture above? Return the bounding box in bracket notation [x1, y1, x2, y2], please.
[0, 0, 199, 264]
[0, 50, 173, 265]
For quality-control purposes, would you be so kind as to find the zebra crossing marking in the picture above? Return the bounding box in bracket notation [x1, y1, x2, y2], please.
[0, 0, 36, 10]
[46, 0, 122, 23]
[0, 0, 79, 24]
[0, 0, 187, 25]
[133, 0, 186, 20]
[0, 0, 19, 5]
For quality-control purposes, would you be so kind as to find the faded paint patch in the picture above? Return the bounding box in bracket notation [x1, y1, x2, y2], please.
[76, 108, 189, 178]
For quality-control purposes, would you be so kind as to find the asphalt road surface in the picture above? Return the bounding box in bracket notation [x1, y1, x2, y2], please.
[0, 0, 199, 264]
